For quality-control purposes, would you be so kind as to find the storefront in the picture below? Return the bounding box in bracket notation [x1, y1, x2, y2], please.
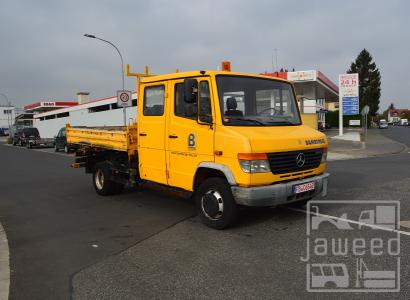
[262, 70, 339, 129]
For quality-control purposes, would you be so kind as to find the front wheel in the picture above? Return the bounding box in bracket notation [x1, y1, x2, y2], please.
[92, 162, 123, 196]
[196, 177, 238, 229]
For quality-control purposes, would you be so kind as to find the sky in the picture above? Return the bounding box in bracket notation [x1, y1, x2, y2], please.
[0, 0, 409, 111]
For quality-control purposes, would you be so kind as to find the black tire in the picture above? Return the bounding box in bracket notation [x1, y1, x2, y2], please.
[26, 142, 32, 149]
[19, 140, 23, 147]
[92, 162, 120, 196]
[64, 145, 69, 153]
[196, 177, 238, 229]
[54, 144, 59, 152]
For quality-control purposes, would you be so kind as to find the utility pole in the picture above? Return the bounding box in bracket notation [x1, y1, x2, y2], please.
[84, 34, 127, 125]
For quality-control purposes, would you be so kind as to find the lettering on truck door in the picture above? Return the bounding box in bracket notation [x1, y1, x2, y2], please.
[166, 78, 215, 190]
[137, 83, 168, 184]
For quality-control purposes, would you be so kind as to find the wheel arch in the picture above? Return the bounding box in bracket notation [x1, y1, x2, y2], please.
[193, 162, 236, 190]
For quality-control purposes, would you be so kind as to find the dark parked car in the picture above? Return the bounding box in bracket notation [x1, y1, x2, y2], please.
[54, 127, 74, 153]
[19, 127, 40, 147]
[0, 128, 6, 136]
[12, 128, 25, 146]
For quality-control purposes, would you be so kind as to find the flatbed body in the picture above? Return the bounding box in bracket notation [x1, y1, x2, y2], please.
[66, 124, 138, 153]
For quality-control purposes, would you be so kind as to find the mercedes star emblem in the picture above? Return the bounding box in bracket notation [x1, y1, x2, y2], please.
[296, 153, 306, 167]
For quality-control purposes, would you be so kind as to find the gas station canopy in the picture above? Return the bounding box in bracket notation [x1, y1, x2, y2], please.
[262, 70, 339, 102]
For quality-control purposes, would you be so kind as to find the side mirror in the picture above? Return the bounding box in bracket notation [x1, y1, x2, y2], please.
[184, 79, 198, 103]
[198, 114, 213, 124]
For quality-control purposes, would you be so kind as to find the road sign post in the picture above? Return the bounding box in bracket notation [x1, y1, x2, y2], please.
[361, 105, 370, 142]
[117, 90, 132, 126]
[338, 73, 359, 136]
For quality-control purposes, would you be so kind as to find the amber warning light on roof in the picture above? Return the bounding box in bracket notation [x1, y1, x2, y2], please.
[222, 61, 231, 72]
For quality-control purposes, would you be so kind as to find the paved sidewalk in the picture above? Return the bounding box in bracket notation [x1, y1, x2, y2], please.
[327, 128, 406, 161]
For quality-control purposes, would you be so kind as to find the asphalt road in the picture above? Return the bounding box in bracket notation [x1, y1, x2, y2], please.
[379, 126, 410, 147]
[0, 126, 409, 299]
[0, 144, 195, 300]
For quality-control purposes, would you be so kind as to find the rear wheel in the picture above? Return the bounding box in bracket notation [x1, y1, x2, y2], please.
[196, 177, 238, 229]
[54, 144, 59, 152]
[93, 162, 123, 196]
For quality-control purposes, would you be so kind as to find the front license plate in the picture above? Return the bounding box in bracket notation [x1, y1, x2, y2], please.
[293, 182, 315, 194]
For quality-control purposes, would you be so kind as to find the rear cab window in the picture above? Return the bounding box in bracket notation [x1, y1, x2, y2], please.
[143, 85, 165, 116]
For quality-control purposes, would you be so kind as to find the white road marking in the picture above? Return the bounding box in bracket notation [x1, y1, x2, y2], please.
[400, 220, 410, 229]
[287, 206, 410, 236]
[1, 143, 72, 157]
[34, 148, 73, 157]
[0, 222, 10, 300]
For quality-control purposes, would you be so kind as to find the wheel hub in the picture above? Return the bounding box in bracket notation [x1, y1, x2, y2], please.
[95, 169, 104, 190]
[201, 189, 224, 220]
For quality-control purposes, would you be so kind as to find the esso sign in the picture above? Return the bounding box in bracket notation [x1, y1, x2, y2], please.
[117, 90, 132, 107]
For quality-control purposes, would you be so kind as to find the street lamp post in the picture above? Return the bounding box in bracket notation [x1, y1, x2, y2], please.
[0, 93, 12, 135]
[84, 34, 126, 125]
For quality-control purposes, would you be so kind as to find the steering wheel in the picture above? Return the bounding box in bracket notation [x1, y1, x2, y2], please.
[258, 107, 278, 116]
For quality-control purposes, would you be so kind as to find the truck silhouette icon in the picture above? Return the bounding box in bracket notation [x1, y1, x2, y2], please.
[358, 206, 397, 230]
[309, 263, 349, 288]
[356, 258, 397, 288]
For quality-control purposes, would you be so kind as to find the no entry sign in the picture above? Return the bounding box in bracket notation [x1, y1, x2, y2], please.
[117, 90, 132, 107]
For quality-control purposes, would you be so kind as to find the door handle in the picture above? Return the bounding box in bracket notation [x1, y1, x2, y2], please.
[139, 133, 147, 136]
[168, 134, 178, 139]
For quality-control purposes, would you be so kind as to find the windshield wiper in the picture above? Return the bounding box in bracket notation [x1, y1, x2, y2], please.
[229, 117, 266, 125]
[265, 120, 297, 126]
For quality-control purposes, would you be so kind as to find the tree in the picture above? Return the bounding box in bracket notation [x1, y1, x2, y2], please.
[347, 49, 381, 117]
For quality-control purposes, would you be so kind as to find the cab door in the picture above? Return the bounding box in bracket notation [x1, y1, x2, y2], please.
[166, 78, 215, 191]
[137, 83, 168, 184]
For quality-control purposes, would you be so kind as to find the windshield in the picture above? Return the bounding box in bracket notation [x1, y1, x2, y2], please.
[216, 75, 301, 126]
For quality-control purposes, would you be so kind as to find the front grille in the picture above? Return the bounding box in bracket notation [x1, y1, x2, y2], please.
[267, 148, 323, 174]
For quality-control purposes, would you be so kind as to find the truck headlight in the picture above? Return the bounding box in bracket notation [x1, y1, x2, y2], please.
[238, 153, 271, 173]
[321, 147, 327, 163]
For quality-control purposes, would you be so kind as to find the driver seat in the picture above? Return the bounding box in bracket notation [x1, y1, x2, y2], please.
[225, 97, 243, 117]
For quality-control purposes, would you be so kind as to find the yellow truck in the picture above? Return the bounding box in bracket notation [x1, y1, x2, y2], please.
[67, 66, 329, 229]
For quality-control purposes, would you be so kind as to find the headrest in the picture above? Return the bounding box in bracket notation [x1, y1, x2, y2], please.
[226, 97, 237, 110]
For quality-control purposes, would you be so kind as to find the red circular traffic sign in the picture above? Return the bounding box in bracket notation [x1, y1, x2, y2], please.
[119, 92, 129, 103]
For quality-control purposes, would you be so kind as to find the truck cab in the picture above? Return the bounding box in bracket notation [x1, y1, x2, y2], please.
[68, 69, 329, 229]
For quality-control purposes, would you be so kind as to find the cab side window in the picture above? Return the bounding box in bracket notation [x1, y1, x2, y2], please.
[199, 81, 212, 122]
[174, 83, 197, 120]
[144, 85, 165, 116]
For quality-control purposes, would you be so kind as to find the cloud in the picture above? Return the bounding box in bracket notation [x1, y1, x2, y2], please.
[0, 0, 408, 110]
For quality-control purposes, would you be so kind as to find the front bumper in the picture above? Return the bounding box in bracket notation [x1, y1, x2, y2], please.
[231, 173, 329, 207]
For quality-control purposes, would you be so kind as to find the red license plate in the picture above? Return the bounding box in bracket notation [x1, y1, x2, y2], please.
[293, 182, 315, 194]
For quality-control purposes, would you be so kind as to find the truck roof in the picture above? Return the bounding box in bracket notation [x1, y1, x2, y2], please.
[141, 70, 291, 84]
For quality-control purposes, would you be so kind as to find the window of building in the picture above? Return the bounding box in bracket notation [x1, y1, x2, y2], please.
[88, 104, 110, 113]
[56, 112, 69, 118]
[143, 85, 165, 116]
[3, 109, 12, 114]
